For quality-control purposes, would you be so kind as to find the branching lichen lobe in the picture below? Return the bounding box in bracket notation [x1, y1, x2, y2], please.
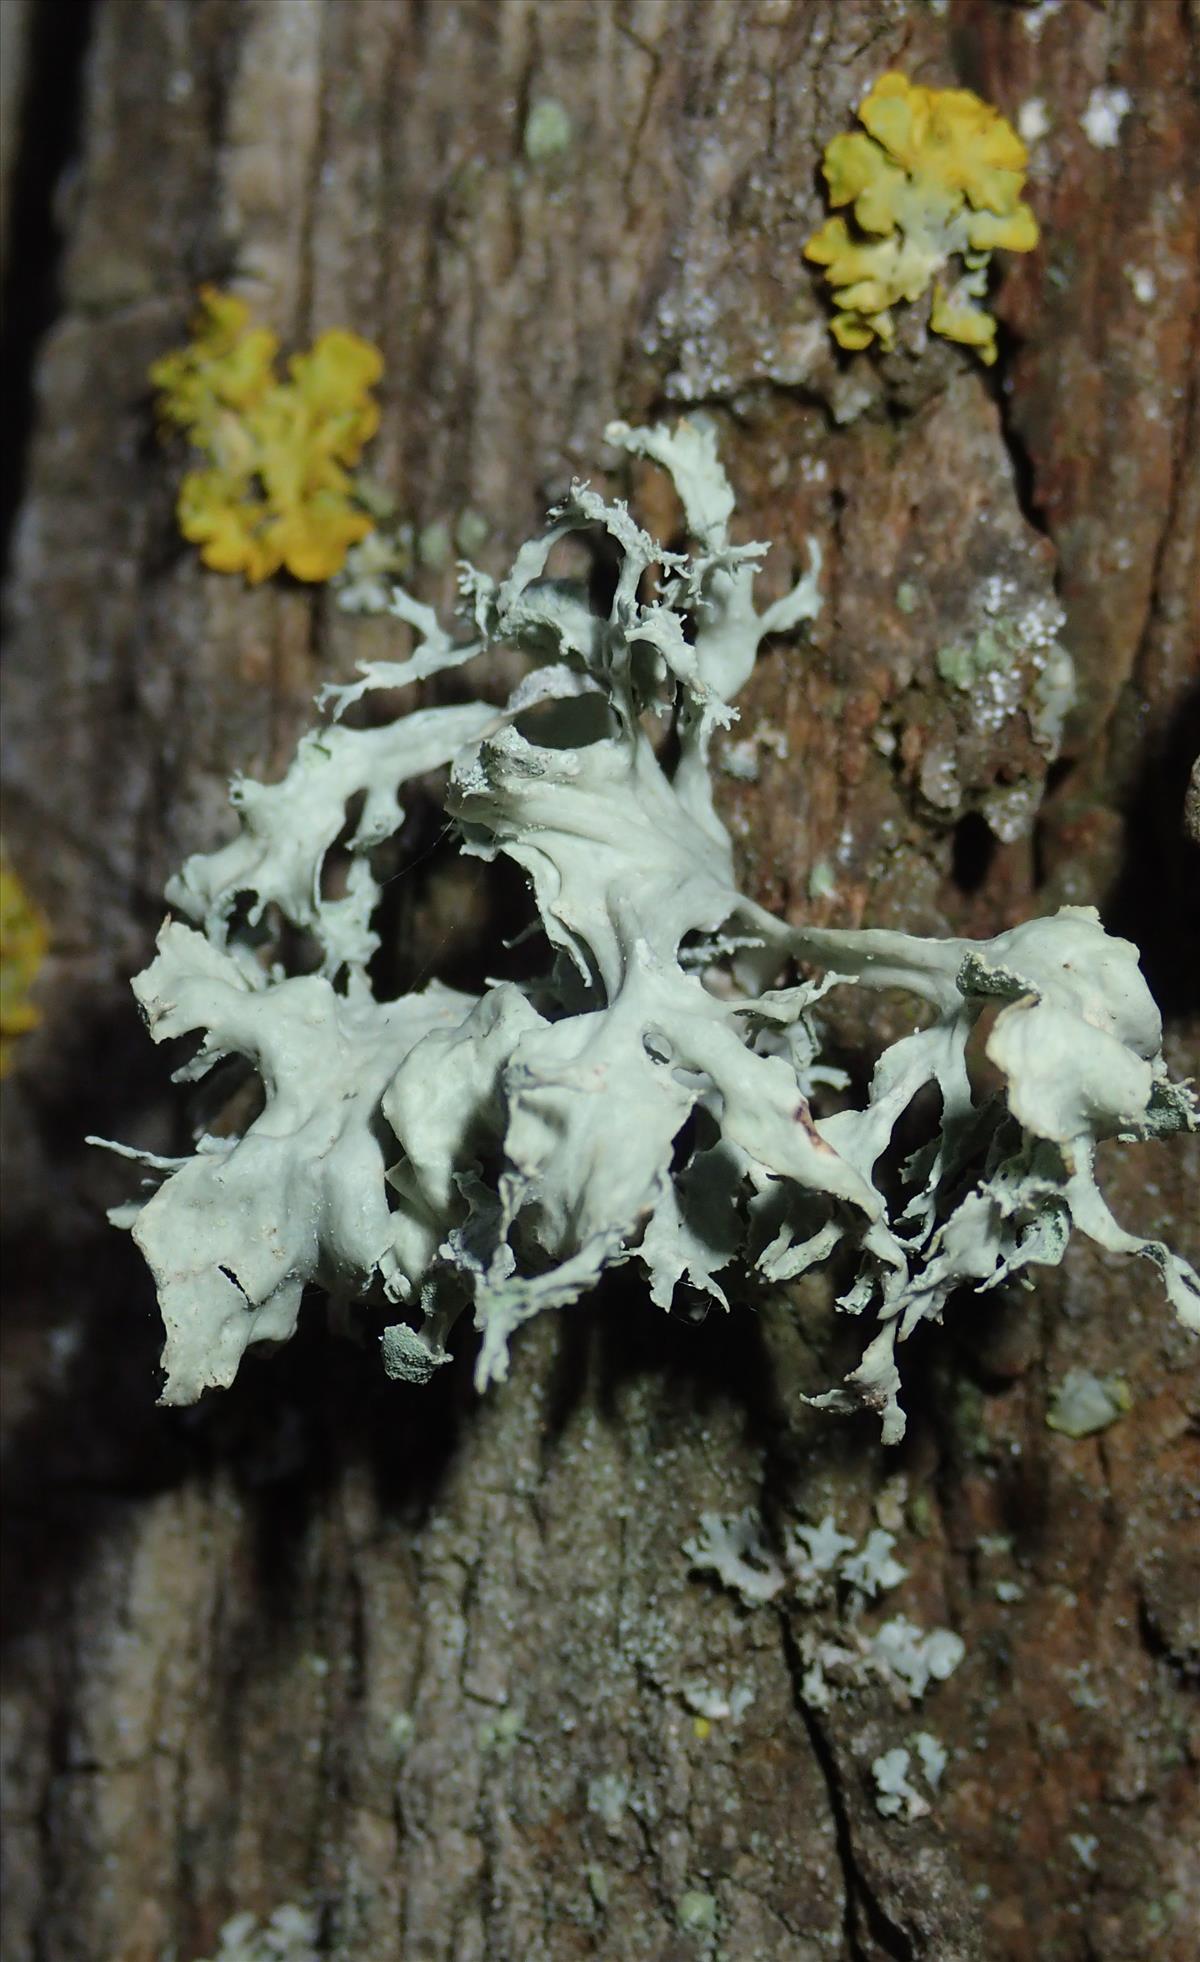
[96, 423, 1197, 1440]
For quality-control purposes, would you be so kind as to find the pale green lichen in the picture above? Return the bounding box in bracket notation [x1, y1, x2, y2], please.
[936, 590, 1074, 764]
[194, 1905, 318, 1962]
[585, 1863, 610, 1908]
[454, 507, 490, 555]
[871, 1731, 949, 1821]
[1045, 1367, 1131, 1438]
[872, 1746, 929, 1820]
[676, 1889, 719, 1934]
[686, 1504, 965, 1719]
[96, 421, 1197, 1444]
[335, 526, 413, 613]
[913, 1729, 947, 1787]
[586, 1772, 629, 1831]
[523, 97, 573, 164]
[387, 1710, 415, 1758]
[478, 1706, 523, 1758]
[936, 628, 1017, 691]
[807, 857, 838, 901]
[416, 517, 453, 570]
[680, 1678, 755, 1723]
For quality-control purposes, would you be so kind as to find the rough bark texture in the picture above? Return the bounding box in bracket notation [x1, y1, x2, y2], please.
[2, 3, 1197, 1960]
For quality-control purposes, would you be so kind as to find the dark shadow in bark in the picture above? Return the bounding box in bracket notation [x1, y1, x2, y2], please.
[0, 964, 478, 1653]
[0, 0, 97, 588]
[0, 991, 198, 1652]
[0, 1231, 480, 1653]
[0, 1222, 195, 1651]
[1106, 677, 1200, 1019]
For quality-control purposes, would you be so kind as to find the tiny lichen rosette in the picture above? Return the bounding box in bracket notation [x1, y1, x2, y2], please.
[805, 72, 1038, 364]
[150, 288, 383, 583]
[97, 421, 1196, 1440]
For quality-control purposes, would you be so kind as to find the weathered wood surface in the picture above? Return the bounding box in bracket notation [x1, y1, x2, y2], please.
[1, 3, 1197, 1959]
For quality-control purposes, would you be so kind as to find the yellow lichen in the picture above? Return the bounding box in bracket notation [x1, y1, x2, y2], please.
[150, 288, 384, 583]
[0, 844, 48, 1076]
[805, 73, 1038, 365]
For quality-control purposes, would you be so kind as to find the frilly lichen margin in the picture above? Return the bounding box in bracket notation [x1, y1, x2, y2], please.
[93, 420, 1198, 1443]
[805, 73, 1038, 364]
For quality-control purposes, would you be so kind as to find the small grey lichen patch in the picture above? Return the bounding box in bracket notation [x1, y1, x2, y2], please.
[676, 1889, 720, 1934]
[524, 96, 573, 164]
[871, 1732, 948, 1821]
[478, 1706, 523, 1758]
[1046, 1368, 1132, 1438]
[936, 582, 1073, 758]
[840, 1528, 908, 1599]
[800, 1613, 964, 1715]
[680, 1678, 755, 1722]
[454, 508, 490, 556]
[335, 526, 413, 613]
[387, 1710, 415, 1758]
[1022, 0, 1063, 40]
[913, 1729, 947, 1788]
[865, 1617, 965, 1700]
[381, 1320, 451, 1385]
[1081, 86, 1132, 150]
[195, 1904, 318, 1962]
[923, 576, 1077, 842]
[416, 517, 453, 570]
[1028, 638, 1075, 756]
[586, 1772, 630, 1833]
[807, 857, 838, 901]
[719, 735, 760, 782]
[1017, 98, 1051, 145]
[872, 1747, 929, 1821]
[788, 1513, 857, 1581]
[684, 1509, 786, 1606]
[1124, 265, 1157, 307]
[1066, 1663, 1106, 1712]
[936, 627, 1017, 692]
[687, 1507, 965, 1725]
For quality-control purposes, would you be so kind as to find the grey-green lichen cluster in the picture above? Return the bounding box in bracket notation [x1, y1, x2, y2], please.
[195, 1904, 318, 1962]
[97, 422, 1198, 1441]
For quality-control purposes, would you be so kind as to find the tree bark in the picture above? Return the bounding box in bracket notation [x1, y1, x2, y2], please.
[2, 3, 1196, 1960]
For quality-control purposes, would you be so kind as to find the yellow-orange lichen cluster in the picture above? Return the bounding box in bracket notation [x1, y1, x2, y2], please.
[805, 73, 1038, 365]
[0, 843, 47, 1076]
[151, 289, 383, 583]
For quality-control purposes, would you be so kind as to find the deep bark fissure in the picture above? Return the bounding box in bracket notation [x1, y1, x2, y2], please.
[991, 374, 1054, 551]
[0, 0, 96, 588]
[779, 1614, 914, 1962]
